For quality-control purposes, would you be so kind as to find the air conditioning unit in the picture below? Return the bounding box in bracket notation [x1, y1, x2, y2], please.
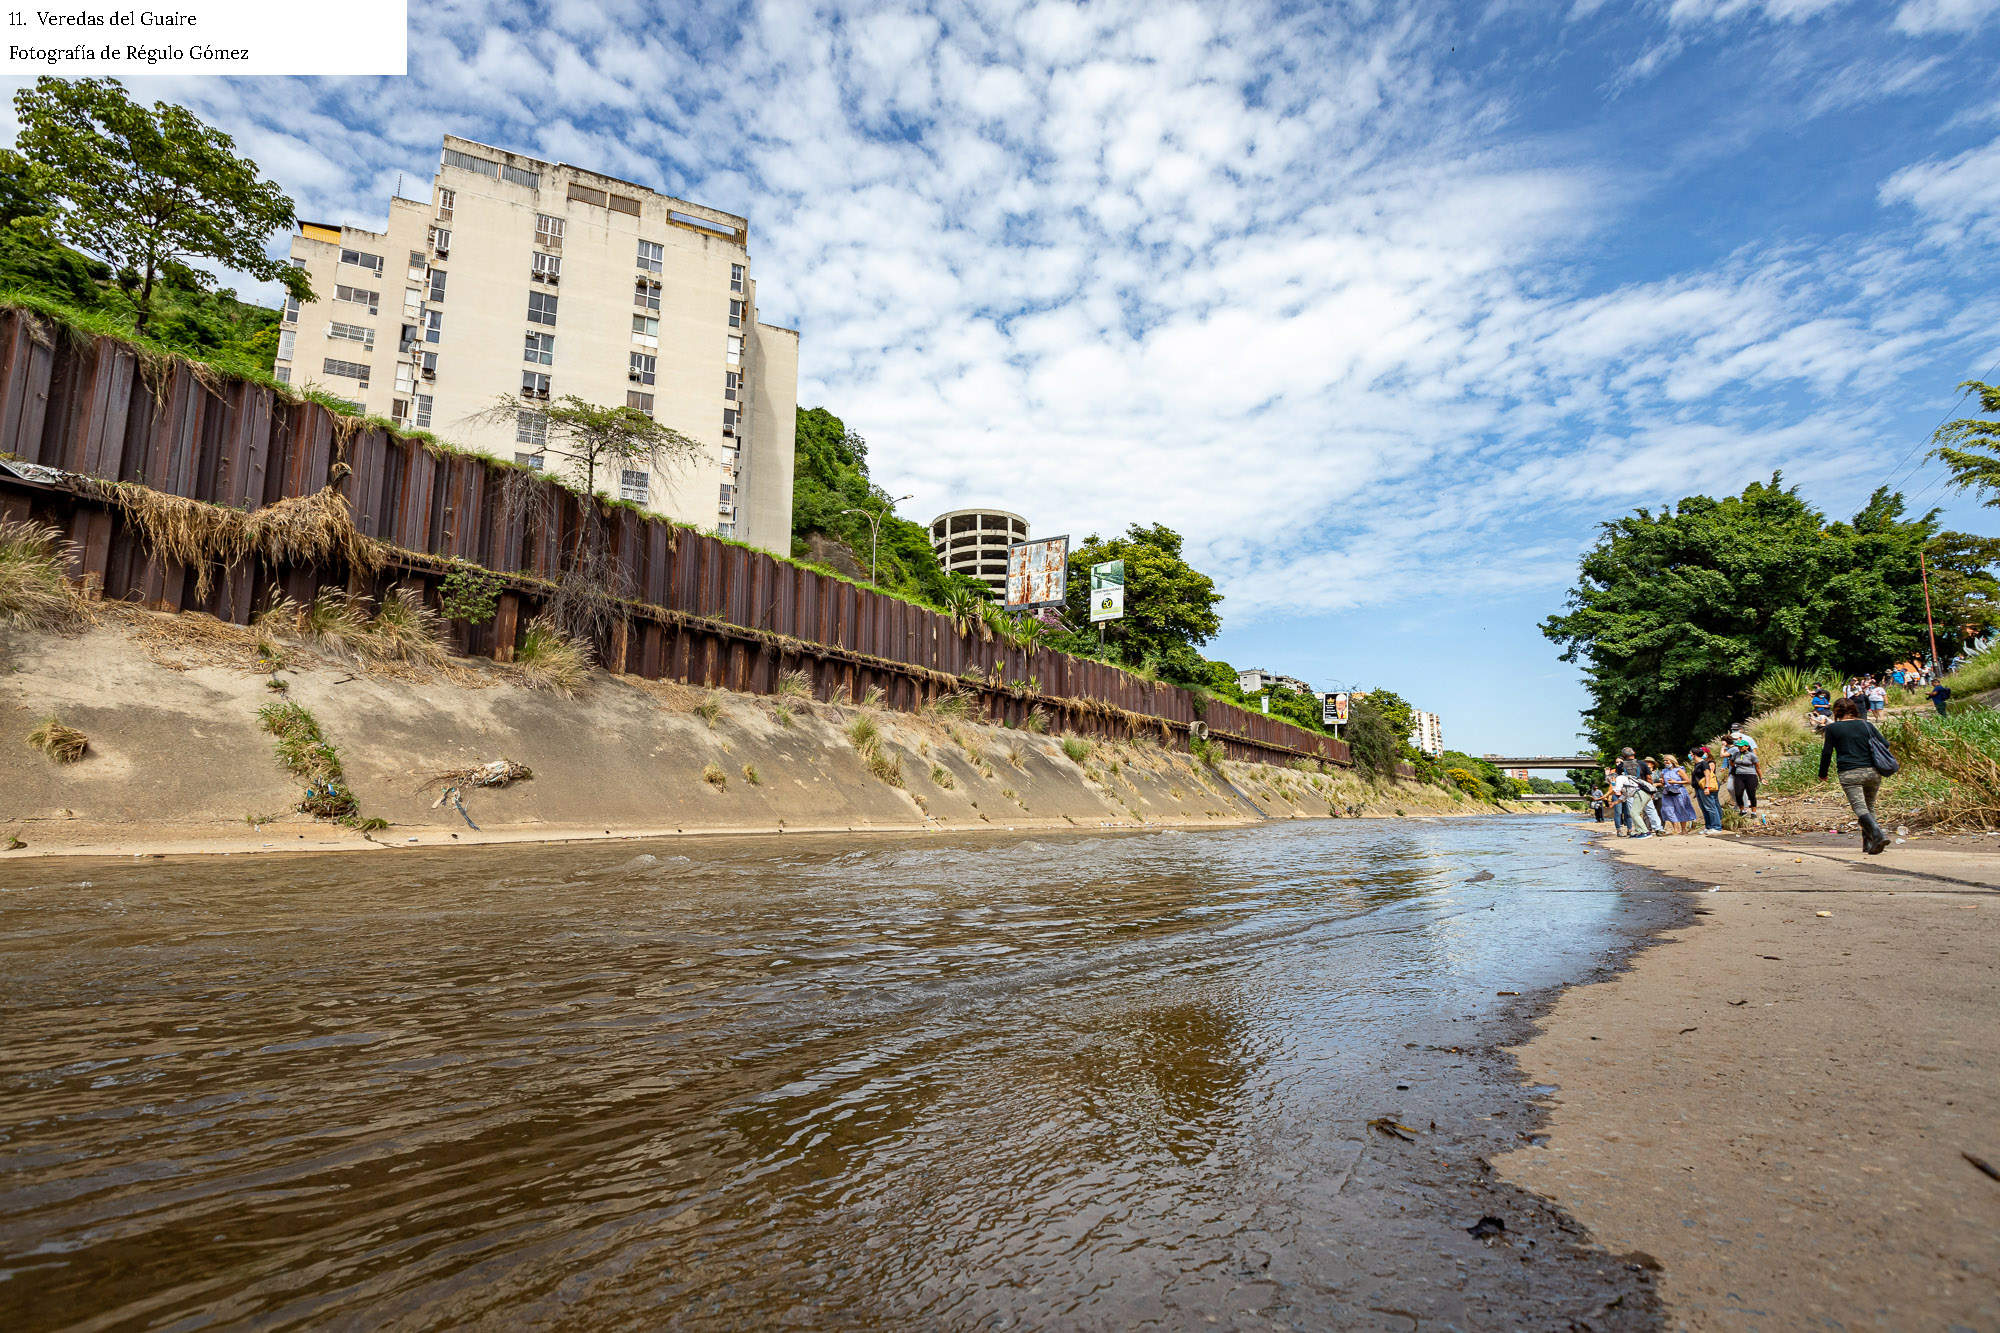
[420, 367, 436, 381]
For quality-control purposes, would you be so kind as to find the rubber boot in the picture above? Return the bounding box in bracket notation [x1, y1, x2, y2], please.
[1858, 811, 1888, 854]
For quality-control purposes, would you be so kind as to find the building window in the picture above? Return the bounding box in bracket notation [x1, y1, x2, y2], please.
[501, 164, 540, 189]
[514, 452, 545, 470]
[724, 370, 738, 401]
[532, 251, 561, 283]
[327, 321, 374, 350]
[636, 240, 663, 273]
[628, 352, 655, 385]
[722, 407, 738, 434]
[535, 213, 565, 249]
[421, 309, 443, 343]
[717, 522, 735, 537]
[631, 314, 658, 347]
[634, 277, 660, 311]
[730, 263, 744, 292]
[442, 147, 498, 178]
[718, 483, 734, 507]
[725, 334, 742, 365]
[274, 365, 291, 385]
[626, 391, 654, 414]
[414, 394, 433, 428]
[516, 410, 547, 446]
[276, 329, 296, 362]
[395, 363, 414, 392]
[728, 299, 743, 328]
[404, 287, 421, 316]
[323, 357, 371, 386]
[526, 291, 558, 326]
[391, 398, 409, 422]
[620, 469, 650, 504]
[407, 250, 426, 280]
[429, 227, 451, 257]
[523, 331, 554, 364]
[399, 323, 418, 353]
[521, 371, 550, 400]
[420, 350, 438, 379]
[435, 188, 454, 221]
[428, 268, 446, 303]
[340, 247, 384, 276]
[335, 284, 380, 315]
[281, 295, 299, 324]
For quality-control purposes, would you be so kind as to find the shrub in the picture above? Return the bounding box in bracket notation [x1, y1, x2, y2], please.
[703, 762, 728, 788]
[866, 748, 903, 786]
[742, 763, 761, 786]
[1751, 665, 1818, 716]
[438, 562, 504, 624]
[1943, 644, 2000, 699]
[929, 762, 954, 789]
[1061, 735, 1092, 763]
[258, 588, 370, 658]
[258, 700, 341, 782]
[513, 616, 590, 697]
[264, 676, 287, 691]
[846, 715, 880, 751]
[770, 702, 795, 728]
[925, 690, 976, 720]
[1889, 710, 2000, 827]
[0, 520, 85, 632]
[1025, 706, 1051, 734]
[775, 668, 814, 702]
[860, 684, 887, 709]
[1189, 734, 1222, 768]
[26, 715, 87, 763]
[359, 585, 449, 667]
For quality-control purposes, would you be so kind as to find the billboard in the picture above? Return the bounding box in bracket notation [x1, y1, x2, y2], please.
[1323, 692, 1349, 727]
[1089, 559, 1125, 623]
[1005, 535, 1069, 610]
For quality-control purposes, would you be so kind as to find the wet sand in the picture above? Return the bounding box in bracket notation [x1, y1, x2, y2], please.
[1497, 827, 2000, 1330]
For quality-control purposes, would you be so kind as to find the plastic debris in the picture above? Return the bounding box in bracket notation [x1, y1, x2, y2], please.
[1816, 911, 1832, 917]
[1467, 1216, 1506, 1240]
[1368, 1117, 1419, 1142]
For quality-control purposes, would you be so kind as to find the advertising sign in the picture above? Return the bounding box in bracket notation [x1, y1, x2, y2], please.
[1089, 559, 1125, 623]
[1005, 535, 1069, 610]
[1323, 692, 1349, 727]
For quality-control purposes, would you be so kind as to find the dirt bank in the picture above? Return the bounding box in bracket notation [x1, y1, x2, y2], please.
[1496, 828, 2000, 1330]
[1, 618, 1531, 857]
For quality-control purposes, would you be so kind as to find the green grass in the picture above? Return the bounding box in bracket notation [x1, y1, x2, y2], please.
[1943, 643, 2000, 699]
[1060, 735, 1092, 763]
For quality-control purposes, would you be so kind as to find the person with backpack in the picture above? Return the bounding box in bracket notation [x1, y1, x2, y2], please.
[1819, 697, 1893, 854]
[1928, 679, 1952, 718]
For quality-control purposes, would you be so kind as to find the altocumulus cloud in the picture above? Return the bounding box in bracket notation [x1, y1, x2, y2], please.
[5, 0, 1997, 624]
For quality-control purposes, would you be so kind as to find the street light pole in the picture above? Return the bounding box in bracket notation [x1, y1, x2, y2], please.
[841, 495, 913, 584]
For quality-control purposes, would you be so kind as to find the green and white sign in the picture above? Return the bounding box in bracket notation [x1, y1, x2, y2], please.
[1089, 559, 1125, 623]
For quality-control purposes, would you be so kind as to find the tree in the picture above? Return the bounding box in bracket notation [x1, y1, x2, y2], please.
[1542, 475, 2000, 755]
[479, 395, 702, 501]
[1931, 381, 2000, 507]
[1344, 696, 1402, 780]
[13, 77, 310, 332]
[789, 406, 956, 602]
[1062, 524, 1223, 685]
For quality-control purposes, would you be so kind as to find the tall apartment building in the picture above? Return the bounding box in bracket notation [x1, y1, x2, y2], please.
[930, 508, 1028, 598]
[276, 136, 798, 551]
[1414, 710, 1444, 756]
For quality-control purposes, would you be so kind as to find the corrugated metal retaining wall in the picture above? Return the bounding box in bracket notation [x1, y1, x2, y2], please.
[0, 313, 1353, 768]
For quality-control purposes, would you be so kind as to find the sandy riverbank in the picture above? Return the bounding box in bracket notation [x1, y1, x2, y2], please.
[2, 618, 1545, 858]
[1496, 827, 2000, 1330]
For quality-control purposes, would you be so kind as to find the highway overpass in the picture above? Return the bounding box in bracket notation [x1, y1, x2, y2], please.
[1479, 756, 1598, 770]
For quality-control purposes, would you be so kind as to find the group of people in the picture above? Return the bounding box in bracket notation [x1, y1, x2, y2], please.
[1808, 669, 1951, 727]
[1590, 736, 1760, 839]
[1588, 701, 1900, 854]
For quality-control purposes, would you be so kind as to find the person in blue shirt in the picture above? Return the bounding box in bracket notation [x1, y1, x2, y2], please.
[1809, 684, 1832, 717]
[1928, 680, 1952, 718]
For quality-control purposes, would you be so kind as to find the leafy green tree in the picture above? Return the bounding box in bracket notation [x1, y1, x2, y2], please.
[13, 77, 309, 332]
[1061, 524, 1222, 685]
[1543, 475, 1999, 754]
[1344, 696, 1402, 780]
[478, 394, 701, 500]
[1931, 381, 2000, 507]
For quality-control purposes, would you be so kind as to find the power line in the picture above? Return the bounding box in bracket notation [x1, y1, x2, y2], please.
[1875, 356, 2000, 498]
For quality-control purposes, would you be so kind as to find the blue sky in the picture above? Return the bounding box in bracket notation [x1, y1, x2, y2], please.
[8, 0, 1999, 755]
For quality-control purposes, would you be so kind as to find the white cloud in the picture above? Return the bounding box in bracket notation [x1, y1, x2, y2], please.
[1893, 0, 2000, 32]
[1880, 136, 2000, 245]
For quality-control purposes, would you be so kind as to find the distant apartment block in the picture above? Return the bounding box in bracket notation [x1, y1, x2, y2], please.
[1237, 668, 1314, 695]
[931, 508, 1028, 598]
[276, 136, 798, 552]
[1414, 710, 1444, 756]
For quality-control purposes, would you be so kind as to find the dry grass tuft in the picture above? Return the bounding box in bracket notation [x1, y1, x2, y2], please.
[929, 762, 954, 789]
[513, 616, 591, 696]
[846, 715, 880, 752]
[93, 484, 381, 602]
[742, 763, 762, 786]
[703, 762, 728, 789]
[360, 585, 450, 668]
[694, 694, 723, 727]
[0, 520, 86, 633]
[860, 684, 887, 710]
[867, 748, 904, 787]
[924, 690, 976, 721]
[774, 668, 814, 703]
[1025, 706, 1051, 734]
[770, 701, 795, 728]
[26, 715, 87, 763]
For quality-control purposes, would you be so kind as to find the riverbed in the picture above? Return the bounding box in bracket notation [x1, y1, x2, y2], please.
[0, 817, 1683, 1330]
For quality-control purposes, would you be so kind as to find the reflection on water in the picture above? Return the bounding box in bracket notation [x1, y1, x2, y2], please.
[0, 818, 1660, 1330]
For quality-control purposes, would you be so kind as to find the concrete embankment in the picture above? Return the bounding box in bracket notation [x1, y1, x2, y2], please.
[1, 616, 1522, 857]
[1495, 828, 2000, 1330]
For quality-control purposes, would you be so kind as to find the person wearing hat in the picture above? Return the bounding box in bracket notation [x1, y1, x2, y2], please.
[1728, 736, 1762, 819]
[1616, 747, 1664, 834]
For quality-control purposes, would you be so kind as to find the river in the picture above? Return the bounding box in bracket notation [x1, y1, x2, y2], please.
[0, 817, 1680, 1330]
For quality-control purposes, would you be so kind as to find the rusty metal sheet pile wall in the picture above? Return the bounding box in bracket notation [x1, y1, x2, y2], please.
[0, 312, 1351, 767]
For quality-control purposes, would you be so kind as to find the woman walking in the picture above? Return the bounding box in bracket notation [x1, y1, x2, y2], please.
[1689, 746, 1724, 832]
[1657, 754, 1698, 833]
[1728, 738, 1762, 821]
[1820, 697, 1891, 854]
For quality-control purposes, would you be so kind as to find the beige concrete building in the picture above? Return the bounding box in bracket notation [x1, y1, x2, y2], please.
[276, 136, 798, 551]
[930, 508, 1028, 597]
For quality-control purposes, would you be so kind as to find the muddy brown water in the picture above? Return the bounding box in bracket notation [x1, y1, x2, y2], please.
[0, 818, 1683, 1330]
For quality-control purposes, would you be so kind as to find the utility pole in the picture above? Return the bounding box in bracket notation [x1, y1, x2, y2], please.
[841, 495, 912, 584]
[1919, 549, 1942, 673]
